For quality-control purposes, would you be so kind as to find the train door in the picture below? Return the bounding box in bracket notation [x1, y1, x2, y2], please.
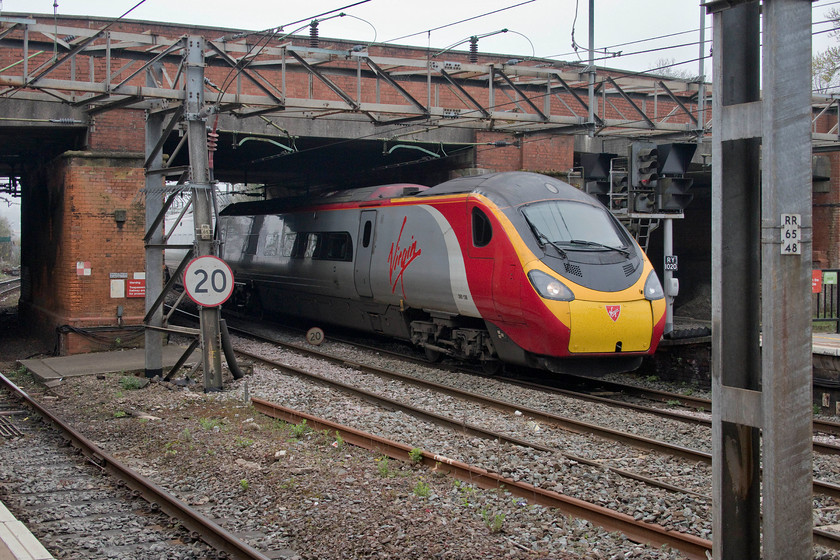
[354, 210, 376, 297]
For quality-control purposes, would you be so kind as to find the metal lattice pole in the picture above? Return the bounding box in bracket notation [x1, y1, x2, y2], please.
[185, 36, 224, 391]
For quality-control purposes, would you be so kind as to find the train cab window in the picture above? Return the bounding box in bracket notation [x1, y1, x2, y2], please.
[472, 207, 493, 247]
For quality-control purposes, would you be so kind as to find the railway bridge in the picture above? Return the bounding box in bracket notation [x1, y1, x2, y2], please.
[0, 11, 836, 358]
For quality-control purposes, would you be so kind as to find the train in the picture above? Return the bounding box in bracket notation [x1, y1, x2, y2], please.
[179, 171, 666, 375]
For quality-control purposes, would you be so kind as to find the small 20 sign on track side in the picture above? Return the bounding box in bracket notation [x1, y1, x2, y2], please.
[183, 256, 234, 307]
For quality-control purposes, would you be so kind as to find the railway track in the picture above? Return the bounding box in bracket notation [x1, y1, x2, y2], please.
[234, 312, 840, 445]
[0, 277, 20, 299]
[218, 329, 840, 556]
[0, 372, 271, 560]
[221, 319, 840, 489]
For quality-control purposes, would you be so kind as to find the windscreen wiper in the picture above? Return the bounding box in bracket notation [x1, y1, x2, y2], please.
[569, 239, 630, 256]
[523, 214, 568, 259]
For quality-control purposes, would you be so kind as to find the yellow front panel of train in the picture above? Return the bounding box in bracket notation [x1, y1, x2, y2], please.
[567, 300, 652, 353]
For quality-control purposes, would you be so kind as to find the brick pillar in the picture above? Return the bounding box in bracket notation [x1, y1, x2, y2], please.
[20, 151, 147, 354]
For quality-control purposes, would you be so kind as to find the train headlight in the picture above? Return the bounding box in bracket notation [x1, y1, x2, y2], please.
[644, 270, 665, 300]
[528, 270, 575, 301]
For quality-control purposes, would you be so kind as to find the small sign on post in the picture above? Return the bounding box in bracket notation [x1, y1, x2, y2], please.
[813, 270, 823, 294]
[780, 213, 801, 255]
[665, 255, 678, 271]
[183, 256, 234, 307]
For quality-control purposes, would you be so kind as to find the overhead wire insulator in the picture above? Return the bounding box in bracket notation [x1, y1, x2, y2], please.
[207, 130, 219, 152]
[310, 21, 319, 48]
[469, 36, 478, 64]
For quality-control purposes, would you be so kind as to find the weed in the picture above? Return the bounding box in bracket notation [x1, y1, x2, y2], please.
[645, 374, 658, 382]
[666, 399, 681, 406]
[413, 479, 430, 498]
[480, 509, 505, 533]
[375, 456, 393, 477]
[333, 431, 345, 449]
[113, 410, 127, 419]
[814, 404, 822, 415]
[408, 447, 423, 463]
[279, 478, 297, 489]
[239, 479, 250, 491]
[199, 418, 222, 431]
[180, 428, 192, 442]
[163, 441, 178, 458]
[235, 436, 254, 448]
[290, 419, 308, 439]
[119, 376, 145, 390]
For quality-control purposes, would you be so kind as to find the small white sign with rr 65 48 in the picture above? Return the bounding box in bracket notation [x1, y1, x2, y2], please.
[781, 213, 801, 255]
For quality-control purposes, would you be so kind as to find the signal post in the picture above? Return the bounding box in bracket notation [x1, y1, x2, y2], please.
[185, 36, 225, 391]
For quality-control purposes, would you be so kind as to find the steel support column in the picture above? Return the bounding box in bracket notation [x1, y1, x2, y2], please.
[710, 2, 761, 558]
[710, 1, 813, 558]
[760, 0, 813, 557]
[144, 63, 165, 379]
[185, 36, 224, 391]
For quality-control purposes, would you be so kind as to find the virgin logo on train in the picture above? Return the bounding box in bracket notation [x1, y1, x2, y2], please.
[388, 216, 422, 296]
[606, 305, 621, 322]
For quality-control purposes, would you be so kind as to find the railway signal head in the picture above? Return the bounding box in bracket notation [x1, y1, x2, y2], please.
[654, 143, 697, 212]
[657, 177, 694, 211]
[630, 141, 659, 188]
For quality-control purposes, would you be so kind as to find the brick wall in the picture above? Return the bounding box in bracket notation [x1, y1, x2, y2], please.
[20, 152, 146, 354]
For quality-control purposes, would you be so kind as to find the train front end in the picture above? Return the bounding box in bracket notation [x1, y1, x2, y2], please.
[475, 173, 666, 375]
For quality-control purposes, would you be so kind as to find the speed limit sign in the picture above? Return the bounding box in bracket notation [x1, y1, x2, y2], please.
[183, 256, 234, 307]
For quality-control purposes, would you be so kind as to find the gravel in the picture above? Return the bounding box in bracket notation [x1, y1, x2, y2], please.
[1, 298, 839, 559]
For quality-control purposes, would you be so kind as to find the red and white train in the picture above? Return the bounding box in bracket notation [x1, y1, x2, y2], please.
[211, 171, 666, 375]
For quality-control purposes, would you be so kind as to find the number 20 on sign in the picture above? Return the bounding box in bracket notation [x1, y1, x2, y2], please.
[781, 213, 801, 255]
[183, 256, 235, 307]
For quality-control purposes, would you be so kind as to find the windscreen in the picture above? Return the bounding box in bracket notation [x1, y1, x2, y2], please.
[521, 200, 627, 249]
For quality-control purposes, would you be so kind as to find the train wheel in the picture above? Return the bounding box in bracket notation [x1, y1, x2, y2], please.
[480, 360, 502, 376]
[424, 347, 442, 363]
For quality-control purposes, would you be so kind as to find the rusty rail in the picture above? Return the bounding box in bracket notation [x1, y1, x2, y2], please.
[252, 396, 714, 560]
[0, 372, 272, 560]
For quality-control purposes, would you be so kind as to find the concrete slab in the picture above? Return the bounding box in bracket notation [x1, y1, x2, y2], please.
[0, 500, 55, 560]
[19, 345, 199, 385]
[814, 333, 840, 357]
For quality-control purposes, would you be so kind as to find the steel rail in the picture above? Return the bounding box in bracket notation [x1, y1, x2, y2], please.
[502, 377, 840, 456]
[223, 322, 840, 500]
[251, 396, 714, 560]
[0, 372, 272, 560]
[234, 313, 840, 442]
[233, 347, 708, 498]
[554, 373, 840, 439]
[233, 348, 552, 452]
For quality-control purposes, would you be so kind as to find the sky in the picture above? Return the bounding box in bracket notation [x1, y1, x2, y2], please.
[5, 0, 832, 77]
[0, 0, 837, 230]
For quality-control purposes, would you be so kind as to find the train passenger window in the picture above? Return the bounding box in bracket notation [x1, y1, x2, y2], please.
[314, 232, 353, 261]
[304, 234, 320, 258]
[281, 225, 296, 257]
[472, 207, 493, 247]
[362, 221, 372, 248]
[263, 232, 280, 256]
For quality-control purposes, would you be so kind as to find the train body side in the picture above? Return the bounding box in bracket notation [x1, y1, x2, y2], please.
[214, 172, 666, 375]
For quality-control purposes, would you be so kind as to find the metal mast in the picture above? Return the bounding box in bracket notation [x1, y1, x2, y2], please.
[185, 36, 224, 391]
[708, 0, 812, 558]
